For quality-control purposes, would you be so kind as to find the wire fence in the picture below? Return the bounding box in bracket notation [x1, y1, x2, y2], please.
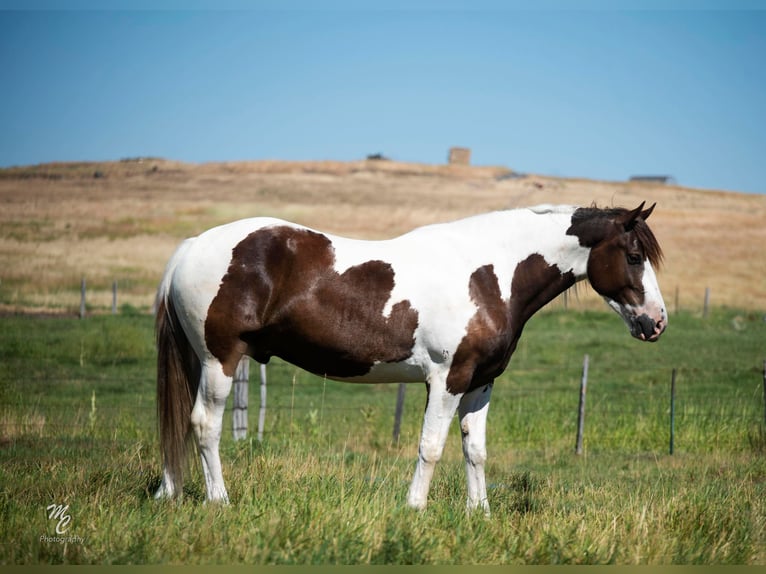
[2, 357, 764, 458]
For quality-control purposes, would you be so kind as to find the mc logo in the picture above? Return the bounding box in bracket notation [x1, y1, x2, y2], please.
[46, 503, 72, 535]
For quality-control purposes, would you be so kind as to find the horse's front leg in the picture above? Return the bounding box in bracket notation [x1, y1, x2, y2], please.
[458, 382, 493, 516]
[407, 376, 462, 510]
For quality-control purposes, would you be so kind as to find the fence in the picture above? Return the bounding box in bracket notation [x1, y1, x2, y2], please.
[78, 277, 126, 319]
[224, 354, 766, 457]
[2, 358, 764, 461]
[7, 278, 761, 457]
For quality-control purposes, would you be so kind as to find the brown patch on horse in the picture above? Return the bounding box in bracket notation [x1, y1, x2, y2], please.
[205, 226, 419, 378]
[446, 265, 511, 394]
[509, 254, 576, 331]
[446, 256, 575, 394]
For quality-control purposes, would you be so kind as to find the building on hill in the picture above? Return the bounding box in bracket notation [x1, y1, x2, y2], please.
[629, 175, 677, 185]
[448, 147, 471, 165]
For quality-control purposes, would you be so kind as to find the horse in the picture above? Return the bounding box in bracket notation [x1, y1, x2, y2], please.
[154, 202, 666, 514]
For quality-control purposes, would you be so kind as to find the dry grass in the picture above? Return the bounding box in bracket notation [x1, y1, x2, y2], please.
[0, 408, 46, 443]
[1, 158, 764, 313]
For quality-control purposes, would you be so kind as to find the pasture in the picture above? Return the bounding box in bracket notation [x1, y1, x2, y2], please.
[1, 307, 764, 564]
[1, 158, 765, 564]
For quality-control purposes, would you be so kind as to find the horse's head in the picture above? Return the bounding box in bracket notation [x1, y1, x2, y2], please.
[568, 202, 667, 342]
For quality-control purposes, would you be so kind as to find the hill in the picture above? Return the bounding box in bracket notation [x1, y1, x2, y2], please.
[1, 158, 764, 312]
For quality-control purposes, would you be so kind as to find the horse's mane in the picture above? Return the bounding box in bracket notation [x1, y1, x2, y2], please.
[571, 205, 664, 268]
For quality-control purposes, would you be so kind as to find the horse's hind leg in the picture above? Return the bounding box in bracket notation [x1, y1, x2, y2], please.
[191, 359, 234, 503]
[458, 383, 493, 516]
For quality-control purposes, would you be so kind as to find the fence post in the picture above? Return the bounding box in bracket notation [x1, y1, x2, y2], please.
[79, 277, 86, 319]
[257, 363, 267, 442]
[232, 357, 249, 440]
[762, 360, 766, 431]
[703, 287, 710, 318]
[112, 280, 118, 315]
[575, 354, 589, 455]
[392, 382, 406, 444]
[670, 368, 677, 455]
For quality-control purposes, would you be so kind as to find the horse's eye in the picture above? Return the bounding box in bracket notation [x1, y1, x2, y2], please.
[627, 253, 642, 266]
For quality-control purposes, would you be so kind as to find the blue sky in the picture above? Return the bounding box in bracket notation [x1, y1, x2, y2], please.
[1, 4, 765, 193]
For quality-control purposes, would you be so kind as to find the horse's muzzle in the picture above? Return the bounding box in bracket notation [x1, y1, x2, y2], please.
[631, 313, 665, 342]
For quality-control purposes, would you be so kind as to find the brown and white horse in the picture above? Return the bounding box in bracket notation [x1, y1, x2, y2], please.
[154, 203, 666, 513]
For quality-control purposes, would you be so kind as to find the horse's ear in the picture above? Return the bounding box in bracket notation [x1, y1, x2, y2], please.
[640, 202, 656, 221]
[617, 201, 645, 232]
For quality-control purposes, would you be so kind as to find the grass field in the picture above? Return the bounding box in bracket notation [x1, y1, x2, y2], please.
[1, 307, 764, 564]
[1, 157, 765, 564]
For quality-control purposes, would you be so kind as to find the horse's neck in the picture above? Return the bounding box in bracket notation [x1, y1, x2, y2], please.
[492, 208, 590, 281]
[495, 209, 590, 321]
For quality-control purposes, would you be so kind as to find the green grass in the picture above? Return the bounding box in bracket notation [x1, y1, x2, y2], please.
[0, 308, 764, 564]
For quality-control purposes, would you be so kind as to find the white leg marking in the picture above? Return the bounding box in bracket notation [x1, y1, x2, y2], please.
[458, 383, 493, 516]
[154, 467, 177, 500]
[407, 378, 462, 510]
[191, 361, 233, 503]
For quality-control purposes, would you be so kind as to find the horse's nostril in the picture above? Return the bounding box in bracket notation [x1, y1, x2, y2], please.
[637, 314, 656, 339]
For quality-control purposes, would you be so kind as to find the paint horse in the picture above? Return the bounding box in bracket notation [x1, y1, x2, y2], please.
[155, 203, 666, 513]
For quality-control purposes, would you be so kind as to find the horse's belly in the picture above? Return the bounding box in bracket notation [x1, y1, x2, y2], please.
[323, 359, 426, 384]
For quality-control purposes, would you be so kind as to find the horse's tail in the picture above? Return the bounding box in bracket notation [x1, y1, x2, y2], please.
[155, 239, 199, 497]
